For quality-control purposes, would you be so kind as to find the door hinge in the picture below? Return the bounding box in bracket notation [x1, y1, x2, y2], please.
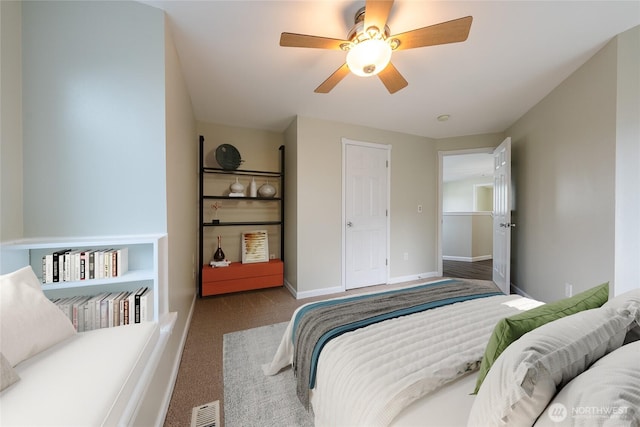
[386, 160, 389, 168]
[386, 209, 388, 217]
[386, 258, 388, 266]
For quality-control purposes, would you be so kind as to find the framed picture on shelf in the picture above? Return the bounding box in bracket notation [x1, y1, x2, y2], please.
[241, 230, 269, 264]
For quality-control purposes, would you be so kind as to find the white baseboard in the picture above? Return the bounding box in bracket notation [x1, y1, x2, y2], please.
[284, 272, 440, 300]
[443, 255, 492, 262]
[388, 271, 439, 284]
[289, 279, 344, 300]
[510, 283, 534, 299]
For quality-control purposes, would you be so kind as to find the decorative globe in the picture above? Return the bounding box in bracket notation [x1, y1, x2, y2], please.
[258, 182, 276, 198]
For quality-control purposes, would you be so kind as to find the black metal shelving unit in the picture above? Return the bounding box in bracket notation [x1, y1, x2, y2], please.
[197, 135, 284, 297]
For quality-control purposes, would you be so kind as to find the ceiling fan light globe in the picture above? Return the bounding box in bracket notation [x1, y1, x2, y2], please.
[346, 38, 392, 77]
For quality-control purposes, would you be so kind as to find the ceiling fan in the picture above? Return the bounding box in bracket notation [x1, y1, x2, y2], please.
[279, 0, 472, 94]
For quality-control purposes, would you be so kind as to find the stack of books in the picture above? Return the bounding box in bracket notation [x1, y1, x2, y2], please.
[50, 287, 152, 332]
[41, 247, 128, 283]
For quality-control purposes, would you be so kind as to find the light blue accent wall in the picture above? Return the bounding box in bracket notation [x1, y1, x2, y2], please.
[22, 1, 167, 237]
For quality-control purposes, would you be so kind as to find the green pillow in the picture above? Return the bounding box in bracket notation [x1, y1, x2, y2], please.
[473, 282, 609, 394]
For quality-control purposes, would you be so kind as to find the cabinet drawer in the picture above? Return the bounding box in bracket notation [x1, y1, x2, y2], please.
[201, 259, 283, 296]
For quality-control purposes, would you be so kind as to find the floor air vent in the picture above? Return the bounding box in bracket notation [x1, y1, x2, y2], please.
[191, 400, 220, 427]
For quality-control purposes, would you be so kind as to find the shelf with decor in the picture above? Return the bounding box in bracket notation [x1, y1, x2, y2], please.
[198, 135, 284, 297]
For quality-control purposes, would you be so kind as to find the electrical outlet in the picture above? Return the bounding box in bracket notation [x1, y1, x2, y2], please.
[565, 283, 573, 297]
[417, 205, 423, 213]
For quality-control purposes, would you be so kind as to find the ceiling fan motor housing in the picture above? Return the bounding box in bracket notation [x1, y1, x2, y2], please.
[345, 7, 393, 76]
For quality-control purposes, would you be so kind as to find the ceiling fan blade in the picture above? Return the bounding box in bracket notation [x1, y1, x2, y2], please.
[391, 16, 473, 51]
[315, 63, 351, 93]
[364, 0, 394, 32]
[280, 32, 348, 50]
[377, 62, 408, 94]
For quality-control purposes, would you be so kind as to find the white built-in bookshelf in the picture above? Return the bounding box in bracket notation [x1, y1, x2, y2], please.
[0, 234, 167, 329]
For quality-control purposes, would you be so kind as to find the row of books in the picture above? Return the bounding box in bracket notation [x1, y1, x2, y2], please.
[51, 287, 152, 332]
[41, 247, 129, 284]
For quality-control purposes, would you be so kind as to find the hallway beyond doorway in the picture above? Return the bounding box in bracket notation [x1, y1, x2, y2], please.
[443, 259, 492, 281]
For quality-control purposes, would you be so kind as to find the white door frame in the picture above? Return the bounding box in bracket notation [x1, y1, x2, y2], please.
[342, 138, 391, 291]
[437, 147, 494, 276]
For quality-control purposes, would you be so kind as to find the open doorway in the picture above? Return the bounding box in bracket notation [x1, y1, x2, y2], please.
[438, 150, 494, 280]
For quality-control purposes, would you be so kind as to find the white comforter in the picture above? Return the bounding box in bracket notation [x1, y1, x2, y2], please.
[264, 288, 542, 427]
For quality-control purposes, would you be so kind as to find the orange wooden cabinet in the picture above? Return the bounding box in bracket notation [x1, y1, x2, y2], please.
[201, 259, 283, 296]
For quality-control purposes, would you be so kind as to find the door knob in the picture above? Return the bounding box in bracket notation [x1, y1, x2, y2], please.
[500, 222, 516, 228]
[347, 221, 353, 227]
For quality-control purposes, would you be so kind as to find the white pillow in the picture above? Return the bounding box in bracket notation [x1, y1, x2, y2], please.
[467, 306, 636, 427]
[1, 352, 20, 391]
[603, 288, 640, 343]
[534, 340, 640, 426]
[0, 266, 76, 367]
[603, 288, 640, 306]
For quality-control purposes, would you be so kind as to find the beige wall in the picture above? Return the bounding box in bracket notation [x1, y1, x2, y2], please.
[134, 16, 198, 426]
[283, 118, 298, 291]
[443, 176, 493, 212]
[294, 116, 437, 296]
[443, 213, 492, 260]
[507, 37, 618, 301]
[472, 214, 493, 258]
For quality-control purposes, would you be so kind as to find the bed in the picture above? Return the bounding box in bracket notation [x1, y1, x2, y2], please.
[264, 278, 640, 426]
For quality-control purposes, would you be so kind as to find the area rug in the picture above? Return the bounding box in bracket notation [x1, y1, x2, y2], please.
[223, 322, 313, 427]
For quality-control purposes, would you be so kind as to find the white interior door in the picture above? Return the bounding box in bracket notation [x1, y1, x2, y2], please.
[344, 140, 390, 290]
[492, 137, 513, 294]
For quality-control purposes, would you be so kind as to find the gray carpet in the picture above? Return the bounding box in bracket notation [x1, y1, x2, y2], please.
[223, 322, 313, 427]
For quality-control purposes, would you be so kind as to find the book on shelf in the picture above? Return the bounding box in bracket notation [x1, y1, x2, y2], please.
[116, 247, 129, 276]
[118, 291, 131, 327]
[133, 287, 147, 324]
[72, 296, 91, 332]
[98, 293, 110, 330]
[51, 249, 71, 283]
[79, 250, 91, 280]
[42, 254, 53, 283]
[51, 288, 151, 332]
[139, 288, 153, 322]
[41, 246, 130, 284]
[88, 250, 96, 279]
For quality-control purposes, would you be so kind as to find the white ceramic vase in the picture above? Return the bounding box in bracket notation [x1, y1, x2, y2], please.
[249, 177, 257, 197]
[258, 181, 276, 198]
[230, 177, 244, 194]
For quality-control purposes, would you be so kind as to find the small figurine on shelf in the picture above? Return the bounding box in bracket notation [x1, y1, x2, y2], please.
[211, 236, 230, 267]
[210, 202, 222, 224]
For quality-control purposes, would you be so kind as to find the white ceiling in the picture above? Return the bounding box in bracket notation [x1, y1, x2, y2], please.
[145, 1, 639, 139]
